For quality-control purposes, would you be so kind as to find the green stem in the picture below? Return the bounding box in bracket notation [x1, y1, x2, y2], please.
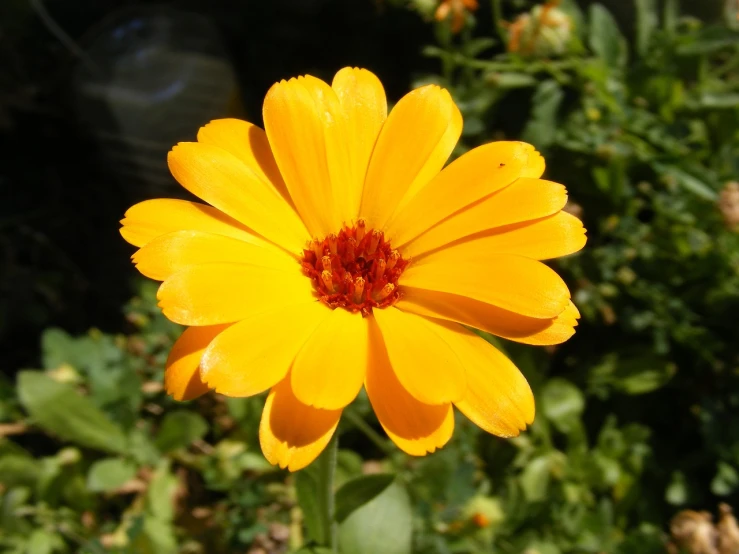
[345, 409, 395, 458]
[316, 433, 338, 551]
[491, 0, 505, 45]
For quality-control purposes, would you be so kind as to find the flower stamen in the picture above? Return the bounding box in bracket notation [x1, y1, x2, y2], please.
[302, 223, 409, 315]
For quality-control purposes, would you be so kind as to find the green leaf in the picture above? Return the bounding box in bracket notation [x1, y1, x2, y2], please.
[540, 378, 585, 432]
[27, 529, 65, 554]
[147, 461, 179, 522]
[521, 80, 564, 149]
[487, 72, 537, 89]
[663, 0, 679, 33]
[589, 4, 628, 68]
[653, 163, 718, 201]
[338, 481, 412, 554]
[17, 371, 127, 453]
[335, 474, 395, 523]
[154, 410, 208, 453]
[634, 0, 658, 57]
[86, 458, 137, 492]
[666, 471, 688, 505]
[711, 462, 739, 496]
[519, 455, 554, 502]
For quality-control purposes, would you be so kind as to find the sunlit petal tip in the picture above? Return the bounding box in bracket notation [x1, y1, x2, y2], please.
[259, 378, 342, 472]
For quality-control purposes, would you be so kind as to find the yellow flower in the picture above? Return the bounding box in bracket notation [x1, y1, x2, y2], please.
[120, 67, 586, 471]
[435, 0, 479, 33]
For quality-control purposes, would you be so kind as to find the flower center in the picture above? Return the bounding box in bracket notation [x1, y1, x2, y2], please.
[301, 219, 409, 316]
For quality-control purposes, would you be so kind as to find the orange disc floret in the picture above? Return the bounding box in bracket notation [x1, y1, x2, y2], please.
[302, 219, 409, 315]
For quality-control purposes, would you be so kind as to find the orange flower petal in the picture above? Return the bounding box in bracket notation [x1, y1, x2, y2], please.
[402, 178, 568, 257]
[360, 85, 461, 229]
[365, 317, 454, 455]
[157, 262, 314, 325]
[397, 288, 579, 346]
[259, 376, 342, 471]
[291, 308, 369, 410]
[401, 252, 570, 319]
[196, 118, 293, 207]
[372, 307, 466, 405]
[445, 324, 535, 437]
[332, 68, 387, 220]
[132, 230, 297, 281]
[426, 211, 587, 262]
[120, 198, 258, 248]
[263, 76, 353, 236]
[200, 302, 331, 397]
[164, 324, 230, 401]
[168, 142, 308, 253]
[386, 142, 538, 247]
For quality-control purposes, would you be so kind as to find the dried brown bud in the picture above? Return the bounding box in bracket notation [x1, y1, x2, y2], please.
[719, 181, 739, 230]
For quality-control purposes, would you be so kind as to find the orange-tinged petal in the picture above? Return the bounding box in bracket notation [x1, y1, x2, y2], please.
[120, 198, 258, 248]
[259, 376, 342, 471]
[372, 307, 466, 405]
[397, 288, 579, 346]
[263, 76, 353, 236]
[132, 230, 297, 281]
[291, 308, 368, 410]
[445, 324, 535, 436]
[164, 324, 230, 401]
[386, 142, 537, 247]
[402, 178, 568, 257]
[168, 142, 308, 253]
[365, 317, 454, 455]
[157, 262, 314, 325]
[331, 68, 387, 219]
[431, 212, 587, 262]
[360, 85, 461, 229]
[401, 253, 570, 319]
[200, 302, 331, 397]
[196, 118, 293, 207]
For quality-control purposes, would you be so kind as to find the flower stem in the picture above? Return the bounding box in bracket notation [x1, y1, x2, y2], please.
[491, 0, 505, 45]
[316, 433, 338, 551]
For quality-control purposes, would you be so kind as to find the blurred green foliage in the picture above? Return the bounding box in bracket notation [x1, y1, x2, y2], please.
[3, 1, 739, 552]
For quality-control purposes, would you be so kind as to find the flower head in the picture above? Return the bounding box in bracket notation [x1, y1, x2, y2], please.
[507, 0, 573, 57]
[121, 67, 586, 471]
[435, 0, 479, 33]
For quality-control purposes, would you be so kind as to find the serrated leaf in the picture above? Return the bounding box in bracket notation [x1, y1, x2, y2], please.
[335, 474, 395, 523]
[521, 80, 564, 149]
[338, 481, 412, 554]
[17, 371, 127, 453]
[87, 458, 137, 492]
[589, 4, 628, 68]
[154, 410, 208, 453]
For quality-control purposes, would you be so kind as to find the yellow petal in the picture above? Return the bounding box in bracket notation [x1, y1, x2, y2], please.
[386, 142, 537, 246]
[445, 325, 535, 436]
[263, 76, 353, 236]
[260, 376, 342, 471]
[431, 212, 587, 262]
[120, 198, 257, 248]
[196, 118, 293, 207]
[132, 230, 298, 281]
[291, 309, 369, 410]
[168, 142, 309, 253]
[397, 288, 579, 346]
[200, 302, 331, 397]
[372, 307, 466, 405]
[401, 252, 570, 319]
[365, 317, 454, 455]
[164, 324, 230, 401]
[522, 149, 546, 178]
[360, 85, 461, 229]
[157, 262, 314, 325]
[332, 68, 387, 219]
[403, 178, 568, 257]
